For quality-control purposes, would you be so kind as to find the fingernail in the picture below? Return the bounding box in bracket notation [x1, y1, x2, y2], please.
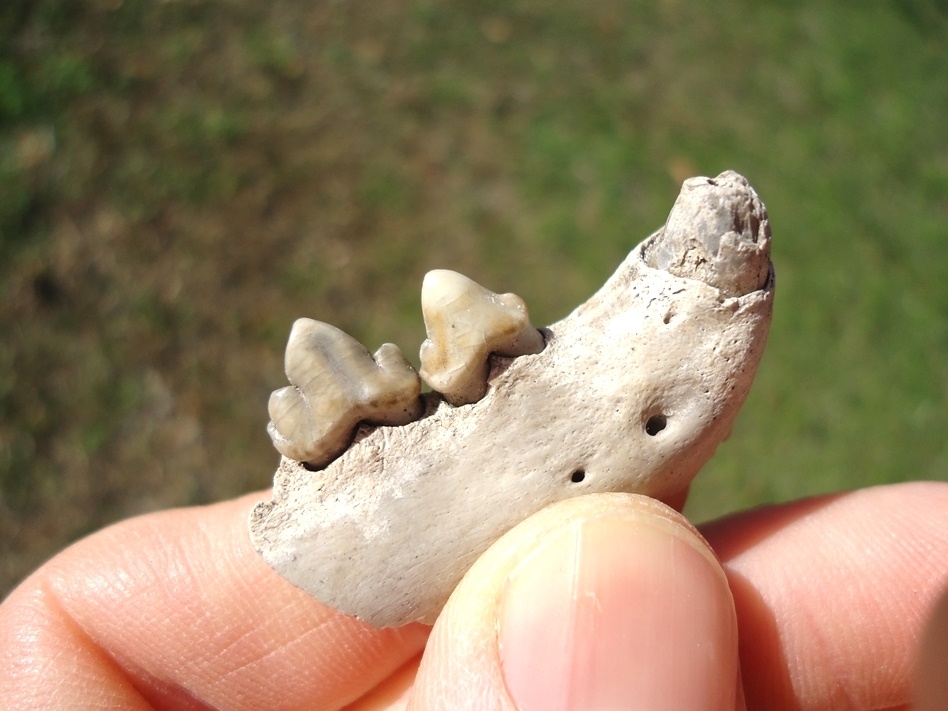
[499, 515, 736, 711]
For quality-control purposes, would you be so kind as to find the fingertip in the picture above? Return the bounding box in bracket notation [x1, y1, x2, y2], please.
[410, 494, 739, 711]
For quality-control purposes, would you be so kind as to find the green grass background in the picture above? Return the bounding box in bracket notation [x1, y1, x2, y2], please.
[1, 0, 946, 596]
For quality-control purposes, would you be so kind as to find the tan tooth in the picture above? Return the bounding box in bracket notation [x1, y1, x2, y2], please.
[251, 171, 775, 628]
[419, 270, 545, 405]
[267, 318, 422, 467]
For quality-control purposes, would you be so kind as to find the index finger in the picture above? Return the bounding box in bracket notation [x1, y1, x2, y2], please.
[702, 481, 948, 711]
[0, 493, 429, 710]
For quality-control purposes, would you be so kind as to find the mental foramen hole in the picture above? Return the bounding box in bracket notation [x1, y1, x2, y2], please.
[570, 469, 586, 483]
[645, 414, 668, 436]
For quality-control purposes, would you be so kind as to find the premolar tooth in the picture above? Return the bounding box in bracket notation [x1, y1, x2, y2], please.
[419, 270, 545, 406]
[268, 318, 422, 466]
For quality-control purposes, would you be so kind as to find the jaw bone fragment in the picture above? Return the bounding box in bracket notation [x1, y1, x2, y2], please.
[250, 170, 775, 628]
[267, 318, 422, 467]
[419, 269, 545, 406]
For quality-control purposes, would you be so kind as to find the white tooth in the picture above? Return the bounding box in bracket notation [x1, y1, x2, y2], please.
[251, 171, 775, 628]
[419, 270, 545, 405]
[267, 318, 422, 467]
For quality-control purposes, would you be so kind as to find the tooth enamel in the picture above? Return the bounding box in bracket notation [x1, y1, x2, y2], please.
[251, 171, 775, 628]
[267, 318, 422, 466]
[419, 269, 545, 405]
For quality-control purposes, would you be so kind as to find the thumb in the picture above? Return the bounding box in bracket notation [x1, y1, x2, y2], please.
[408, 493, 741, 711]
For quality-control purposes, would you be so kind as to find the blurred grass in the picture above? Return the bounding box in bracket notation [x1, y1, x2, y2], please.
[1, 0, 946, 595]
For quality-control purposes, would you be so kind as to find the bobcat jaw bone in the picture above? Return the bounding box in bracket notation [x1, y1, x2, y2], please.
[251, 170, 775, 628]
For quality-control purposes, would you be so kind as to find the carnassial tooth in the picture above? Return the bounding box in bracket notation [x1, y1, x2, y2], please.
[419, 270, 545, 406]
[251, 171, 776, 628]
[267, 318, 422, 467]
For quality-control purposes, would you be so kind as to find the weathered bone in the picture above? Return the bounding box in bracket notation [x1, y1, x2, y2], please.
[267, 318, 422, 467]
[419, 269, 545, 406]
[250, 170, 775, 628]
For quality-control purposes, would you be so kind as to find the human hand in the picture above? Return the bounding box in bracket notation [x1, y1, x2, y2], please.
[1, 482, 946, 710]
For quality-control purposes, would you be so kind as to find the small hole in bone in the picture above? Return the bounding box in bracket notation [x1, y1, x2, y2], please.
[570, 469, 586, 483]
[645, 415, 668, 436]
[663, 311, 674, 325]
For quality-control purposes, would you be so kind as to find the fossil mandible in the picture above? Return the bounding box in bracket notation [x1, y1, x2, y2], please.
[250, 170, 775, 628]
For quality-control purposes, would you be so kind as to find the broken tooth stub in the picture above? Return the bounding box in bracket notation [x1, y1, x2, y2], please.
[644, 170, 772, 297]
[419, 269, 545, 406]
[251, 170, 775, 628]
[267, 318, 422, 467]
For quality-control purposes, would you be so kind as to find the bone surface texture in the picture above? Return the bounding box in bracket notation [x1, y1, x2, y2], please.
[251, 170, 775, 628]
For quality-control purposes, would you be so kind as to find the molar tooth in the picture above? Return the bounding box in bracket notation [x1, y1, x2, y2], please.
[268, 318, 422, 466]
[419, 270, 545, 406]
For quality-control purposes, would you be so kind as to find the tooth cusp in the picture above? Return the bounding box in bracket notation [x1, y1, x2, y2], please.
[419, 269, 545, 406]
[268, 318, 422, 466]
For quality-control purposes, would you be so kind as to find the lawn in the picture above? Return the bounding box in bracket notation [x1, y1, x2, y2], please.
[1, 0, 946, 595]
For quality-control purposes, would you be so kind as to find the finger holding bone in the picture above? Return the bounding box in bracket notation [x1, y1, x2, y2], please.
[266, 318, 422, 467]
[419, 269, 545, 406]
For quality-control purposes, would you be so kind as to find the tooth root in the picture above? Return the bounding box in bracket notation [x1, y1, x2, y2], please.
[267, 318, 422, 466]
[419, 270, 545, 406]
